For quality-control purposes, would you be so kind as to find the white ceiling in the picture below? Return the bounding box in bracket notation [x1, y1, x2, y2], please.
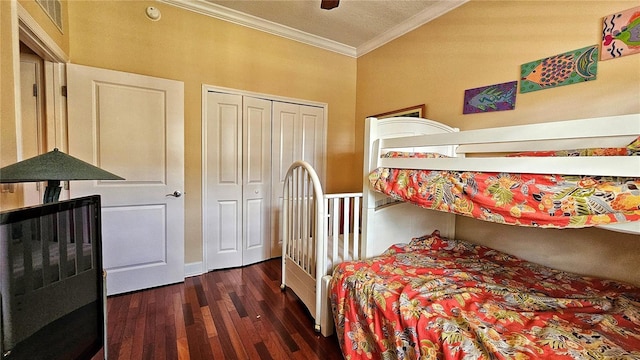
[159, 0, 468, 57]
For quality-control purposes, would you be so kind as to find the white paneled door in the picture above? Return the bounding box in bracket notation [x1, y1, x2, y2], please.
[66, 64, 185, 296]
[271, 102, 325, 257]
[204, 92, 272, 270]
[242, 97, 273, 265]
[204, 92, 243, 270]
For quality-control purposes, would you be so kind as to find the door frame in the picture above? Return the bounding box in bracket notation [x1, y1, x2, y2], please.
[200, 84, 327, 275]
[12, 3, 69, 201]
[16, 4, 69, 156]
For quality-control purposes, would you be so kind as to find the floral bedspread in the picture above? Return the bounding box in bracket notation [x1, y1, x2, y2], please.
[330, 231, 640, 359]
[369, 150, 640, 228]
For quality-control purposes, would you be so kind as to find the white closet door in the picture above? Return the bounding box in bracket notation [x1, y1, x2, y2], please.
[204, 92, 243, 270]
[271, 102, 325, 256]
[242, 97, 272, 265]
[299, 105, 326, 173]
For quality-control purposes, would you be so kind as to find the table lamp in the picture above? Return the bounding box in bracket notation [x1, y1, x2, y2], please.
[0, 148, 124, 203]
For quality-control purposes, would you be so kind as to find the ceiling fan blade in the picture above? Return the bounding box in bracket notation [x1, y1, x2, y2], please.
[321, 0, 339, 10]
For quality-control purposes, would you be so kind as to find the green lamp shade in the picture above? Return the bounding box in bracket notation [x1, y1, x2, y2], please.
[0, 148, 124, 183]
[0, 148, 124, 203]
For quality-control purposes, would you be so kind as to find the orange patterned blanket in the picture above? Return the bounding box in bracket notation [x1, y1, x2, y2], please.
[369, 149, 640, 228]
[330, 231, 640, 359]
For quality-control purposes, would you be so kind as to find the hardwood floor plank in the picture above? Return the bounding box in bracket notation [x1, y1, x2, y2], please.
[254, 341, 274, 360]
[182, 303, 194, 326]
[185, 281, 215, 360]
[153, 323, 167, 360]
[229, 291, 249, 317]
[185, 320, 211, 360]
[162, 290, 178, 360]
[207, 335, 226, 359]
[200, 306, 217, 338]
[117, 330, 133, 360]
[257, 300, 300, 353]
[240, 295, 291, 359]
[228, 308, 264, 359]
[216, 299, 249, 359]
[130, 300, 147, 359]
[176, 338, 190, 360]
[104, 259, 343, 359]
[191, 277, 208, 307]
[143, 296, 156, 347]
[173, 291, 187, 338]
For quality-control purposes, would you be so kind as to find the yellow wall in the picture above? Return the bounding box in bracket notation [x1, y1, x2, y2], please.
[65, 0, 357, 264]
[1, 1, 17, 169]
[1, 1, 19, 210]
[356, 0, 640, 286]
[356, 0, 640, 156]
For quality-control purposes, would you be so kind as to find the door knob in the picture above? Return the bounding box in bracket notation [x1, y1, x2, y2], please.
[166, 190, 182, 198]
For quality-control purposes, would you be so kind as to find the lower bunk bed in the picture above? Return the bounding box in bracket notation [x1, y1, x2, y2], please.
[280, 160, 363, 336]
[331, 230, 640, 359]
[329, 113, 640, 358]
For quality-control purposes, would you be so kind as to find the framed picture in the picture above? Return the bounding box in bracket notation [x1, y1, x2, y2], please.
[463, 81, 517, 114]
[601, 6, 640, 60]
[520, 45, 598, 93]
[370, 104, 425, 119]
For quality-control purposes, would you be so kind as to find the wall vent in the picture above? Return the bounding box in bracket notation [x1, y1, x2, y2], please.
[36, 0, 63, 31]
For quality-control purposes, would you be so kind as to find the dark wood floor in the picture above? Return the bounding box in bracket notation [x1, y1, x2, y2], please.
[99, 258, 344, 359]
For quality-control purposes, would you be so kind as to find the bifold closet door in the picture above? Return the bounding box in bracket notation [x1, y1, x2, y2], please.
[271, 102, 325, 257]
[205, 92, 243, 270]
[204, 92, 272, 270]
[242, 96, 272, 265]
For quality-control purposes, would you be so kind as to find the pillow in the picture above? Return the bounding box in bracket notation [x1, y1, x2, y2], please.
[409, 230, 449, 249]
[507, 136, 639, 157]
[408, 230, 502, 259]
[382, 151, 450, 158]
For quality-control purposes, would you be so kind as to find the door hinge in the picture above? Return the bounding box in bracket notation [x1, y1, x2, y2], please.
[32, 84, 37, 97]
[61, 85, 67, 97]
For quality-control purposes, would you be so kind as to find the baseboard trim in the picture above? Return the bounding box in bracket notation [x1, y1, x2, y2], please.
[185, 261, 204, 278]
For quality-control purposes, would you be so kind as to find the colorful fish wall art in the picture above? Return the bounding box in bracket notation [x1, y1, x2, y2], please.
[463, 81, 517, 114]
[601, 6, 640, 60]
[519, 45, 598, 93]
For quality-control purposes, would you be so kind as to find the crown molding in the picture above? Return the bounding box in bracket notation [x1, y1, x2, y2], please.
[160, 0, 468, 58]
[355, 0, 468, 57]
[159, 0, 357, 57]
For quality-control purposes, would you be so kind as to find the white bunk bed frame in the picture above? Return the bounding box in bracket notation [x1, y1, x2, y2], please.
[280, 161, 362, 336]
[361, 113, 640, 259]
[283, 113, 640, 337]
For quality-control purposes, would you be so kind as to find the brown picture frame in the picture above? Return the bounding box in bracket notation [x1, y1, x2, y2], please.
[370, 104, 425, 119]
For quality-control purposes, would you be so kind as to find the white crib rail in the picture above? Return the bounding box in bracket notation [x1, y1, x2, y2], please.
[282, 161, 325, 279]
[325, 193, 362, 273]
[281, 160, 362, 334]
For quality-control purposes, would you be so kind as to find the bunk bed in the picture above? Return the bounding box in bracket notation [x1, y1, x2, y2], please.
[329, 114, 640, 359]
[280, 161, 362, 336]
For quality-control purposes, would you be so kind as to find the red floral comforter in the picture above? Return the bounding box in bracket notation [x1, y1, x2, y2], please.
[369, 150, 640, 228]
[330, 231, 640, 359]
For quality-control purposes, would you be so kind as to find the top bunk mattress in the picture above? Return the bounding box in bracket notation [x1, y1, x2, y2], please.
[369, 140, 640, 229]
